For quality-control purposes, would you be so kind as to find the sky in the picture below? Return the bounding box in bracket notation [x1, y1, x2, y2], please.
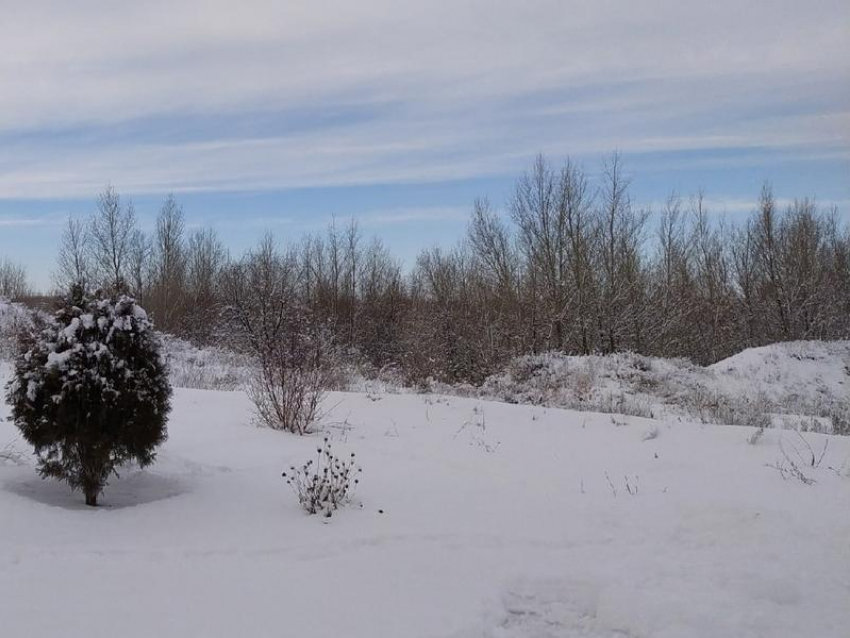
[0, 0, 848, 289]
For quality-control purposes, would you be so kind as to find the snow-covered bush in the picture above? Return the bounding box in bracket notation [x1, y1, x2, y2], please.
[282, 437, 361, 517]
[4, 287, 171, 506]
[160, 334, 252, 391]
[683, 388, 773, 428]
[0, 297, 34, 360]
[473, 351, 665, 418]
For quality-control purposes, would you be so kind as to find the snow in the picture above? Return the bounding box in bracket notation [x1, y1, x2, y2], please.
[62, 316, 81, 340]
[446, 342, 850, 430]
[1, 364, 848, 637]
[46, 348, 76, 370]
[709, 340, 850, 407]
[159, 333, 253, 391]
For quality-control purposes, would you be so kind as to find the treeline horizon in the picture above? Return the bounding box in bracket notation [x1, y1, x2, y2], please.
[2, 153, 848, 382]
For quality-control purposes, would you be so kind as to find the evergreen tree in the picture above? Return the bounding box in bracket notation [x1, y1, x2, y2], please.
[5, 286, 171, 506]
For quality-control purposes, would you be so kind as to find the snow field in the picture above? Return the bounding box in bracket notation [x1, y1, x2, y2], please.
[1, 372, 848, 637]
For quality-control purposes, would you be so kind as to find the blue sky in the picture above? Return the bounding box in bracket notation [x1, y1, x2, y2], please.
[1, 0, 848, 289]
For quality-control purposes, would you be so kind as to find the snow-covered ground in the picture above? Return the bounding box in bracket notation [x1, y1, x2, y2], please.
[1, 363, 849, 637]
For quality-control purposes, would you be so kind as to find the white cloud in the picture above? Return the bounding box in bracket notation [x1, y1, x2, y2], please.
[356, 206, 470, 226]
[0, 214, 64, 227]
[641, 195, 850, 218]
[0, 1, 847, 198]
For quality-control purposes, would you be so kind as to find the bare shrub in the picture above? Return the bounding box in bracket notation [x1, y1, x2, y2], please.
[766, 434, 830, 485]
[0, 260, 32, 300]
[788, 432, 828, 468]
[767, 439, 816, 485]
[0, 440, 27, 466]
[0, 299, 35, 360]
[604, 472, 640, 497]
[830, 402, 850, 436]
[282, 437, 361, 517]
[641, 426, 660, 441]
[160, 334, 252, 391]
[248, 344, 328, 434]
[597, 392, 653, 418]
[746, 427, 765, 445]
[685, 388, 773, 428]
[220, 235, 331, 434]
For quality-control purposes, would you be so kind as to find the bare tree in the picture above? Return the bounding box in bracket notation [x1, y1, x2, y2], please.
[0, 259, 31, 300]
[54, 215, 90, 291]
[596, 152, 648, 353]
[184, 227, 227, 344]
[88, 186, 137, 294]
[127, 229, 153, 301]
[149, 194, 187, 331]
[511, 154, 571, 351]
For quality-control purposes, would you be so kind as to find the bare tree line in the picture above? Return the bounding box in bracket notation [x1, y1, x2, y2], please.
[0, 259, 32, 300]
[37, 154, 850, 387]
[53, 186, 227, 344]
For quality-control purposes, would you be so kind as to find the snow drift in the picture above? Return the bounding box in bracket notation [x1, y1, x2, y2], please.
[457, 341, 850, 432]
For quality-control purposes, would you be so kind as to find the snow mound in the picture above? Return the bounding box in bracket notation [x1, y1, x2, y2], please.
[457, 341, 850, 431]
[472, 351, 702, 418]
[710, 340, 850, 408]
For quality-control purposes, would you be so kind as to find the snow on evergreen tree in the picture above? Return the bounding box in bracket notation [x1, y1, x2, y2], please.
[4, 285, 171, 506]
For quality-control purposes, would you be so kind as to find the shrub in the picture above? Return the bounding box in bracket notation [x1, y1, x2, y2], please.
[247, 333, 329, 434]
[830, 402, 850, 436]
[160, 334, 252, 391]
[0, 297, 34, 361]
[282, 438, 361, 517]
[219, 240, 330, 434]
[746, 427, 765, 445]
[4, 287, 171, 506]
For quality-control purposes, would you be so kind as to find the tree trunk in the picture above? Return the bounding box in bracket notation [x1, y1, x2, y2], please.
[85, 490, 98, 507]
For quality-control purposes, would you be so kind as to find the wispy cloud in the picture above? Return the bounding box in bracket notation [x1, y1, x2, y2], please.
[641, 196, 850, 217]
[0, 214, 64, 228]
[0, 1, 846, 199]
[356, 206, 469, 226]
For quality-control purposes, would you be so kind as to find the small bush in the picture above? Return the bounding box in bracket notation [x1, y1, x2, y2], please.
[160, 334, 252, 391]
[282, 438, 361, 517]
[218, 243, 331, 434]
[641, 426, 660, 441]
[249, 347, 328, 434]
[5, 288, 171, 506]
[746, 427, 765, 445]
[0, 298, 34, 360]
